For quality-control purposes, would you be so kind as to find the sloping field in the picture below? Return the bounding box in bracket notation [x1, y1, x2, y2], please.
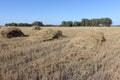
[0, 27, 120, 80]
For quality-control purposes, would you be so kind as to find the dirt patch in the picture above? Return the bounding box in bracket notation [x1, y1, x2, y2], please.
[0, 27, 26, 38]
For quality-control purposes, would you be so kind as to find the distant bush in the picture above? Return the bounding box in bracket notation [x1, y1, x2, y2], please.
[32, 26, 41, 30]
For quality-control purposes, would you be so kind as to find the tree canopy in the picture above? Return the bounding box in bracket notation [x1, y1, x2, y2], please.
[61, 18, 112, 27]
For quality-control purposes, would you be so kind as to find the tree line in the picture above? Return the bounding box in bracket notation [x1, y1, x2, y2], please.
[5, 21, 43, 27]
[61, 18, 112, 27]
[5, 17, 112, 27]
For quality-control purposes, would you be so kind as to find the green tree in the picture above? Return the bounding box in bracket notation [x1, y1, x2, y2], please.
[32, 21, 43, 26]
[5, 23, 9, 26]
[5, 23, 17, 26]
[67, 21, 73, 27]
[61, 21, 67, 26]
[5, 23, 32, 27]
[17, 23, 25, 27]
[61, 21, 73, 27]
[74, 21, 81, 26]
[90, 19, 100, 27]
[81, 19, 90, 26]
[100, 18, 112, 26]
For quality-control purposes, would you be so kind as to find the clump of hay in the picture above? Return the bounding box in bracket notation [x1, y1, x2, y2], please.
[0, 27, 25, 38]
[68, 30, 106, 49]
[32, 28, 63, 41]
[32, 26, 41, 30]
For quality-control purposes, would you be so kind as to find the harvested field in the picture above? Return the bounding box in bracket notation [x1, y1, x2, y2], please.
[68, 30, 106, 50]
[0, 27, 120, 80]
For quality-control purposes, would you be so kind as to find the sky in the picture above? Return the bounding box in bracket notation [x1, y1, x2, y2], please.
[0, 0, 120, 25]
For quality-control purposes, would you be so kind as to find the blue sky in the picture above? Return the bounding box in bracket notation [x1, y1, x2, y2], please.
[0, 0, 120, 25]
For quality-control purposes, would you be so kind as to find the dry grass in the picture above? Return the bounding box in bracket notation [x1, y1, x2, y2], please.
[0, 27, 120, 80]
[69, 30, 106, 50]
[32, 28, 62, 41]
